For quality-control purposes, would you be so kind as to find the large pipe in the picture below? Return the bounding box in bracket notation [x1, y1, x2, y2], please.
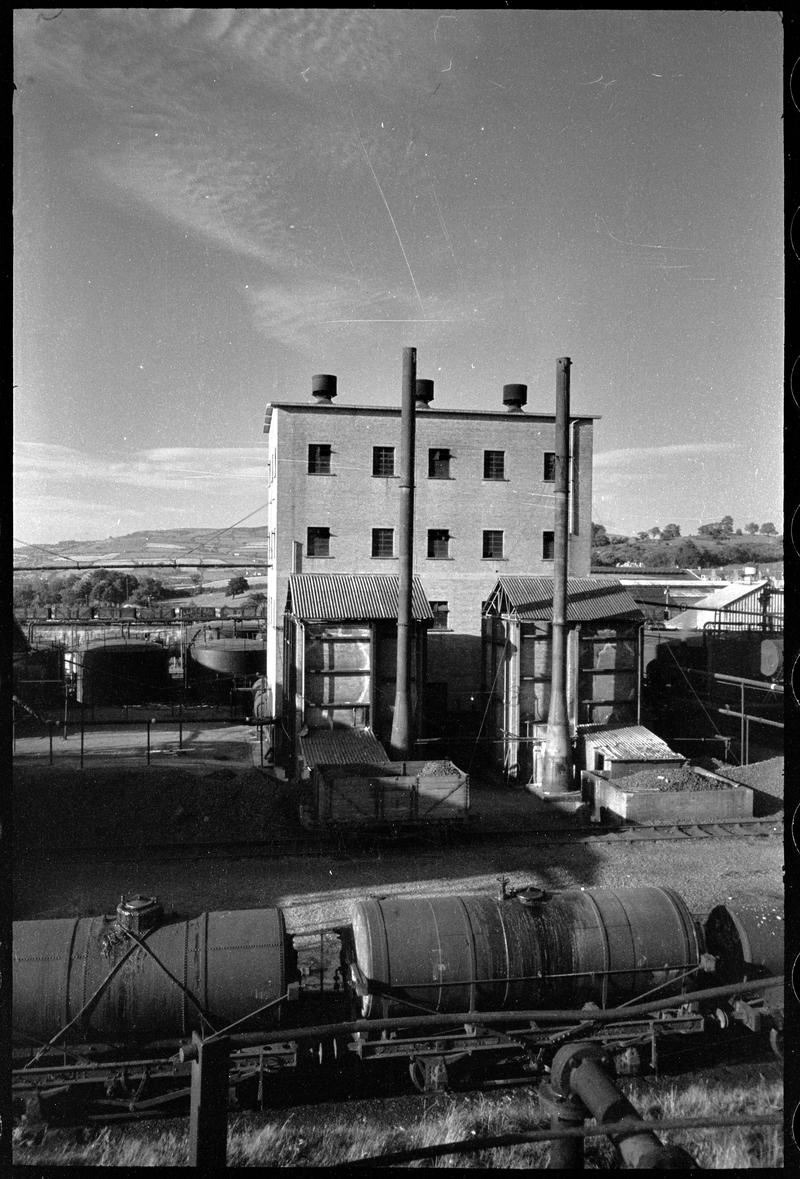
[389, 347, 417, 759]
[542, 357, 572, 793]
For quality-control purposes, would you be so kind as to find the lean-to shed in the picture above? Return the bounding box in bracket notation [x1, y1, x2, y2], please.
[482, 576, 643, 783]
[282, 573, 432, 765]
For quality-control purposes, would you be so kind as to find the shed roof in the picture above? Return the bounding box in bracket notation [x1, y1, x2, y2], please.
[579, 724, 683, 763]
[484, 576, 643, 622]
[299, 728, 389, 770]
[664, 580, 774, 630]
[286, 573, 433, 622]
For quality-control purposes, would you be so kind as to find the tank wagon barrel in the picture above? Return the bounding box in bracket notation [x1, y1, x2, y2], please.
[13, 901, 295, 1050]
[347, 887, 703, 1019]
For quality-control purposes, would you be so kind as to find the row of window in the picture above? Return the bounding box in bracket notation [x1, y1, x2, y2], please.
[308, 444, 556, 482]
[306, 527, 556, 561]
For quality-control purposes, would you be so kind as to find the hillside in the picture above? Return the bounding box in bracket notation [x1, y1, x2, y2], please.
[591, 531, 783, 575]
[13, 527, 269, 572]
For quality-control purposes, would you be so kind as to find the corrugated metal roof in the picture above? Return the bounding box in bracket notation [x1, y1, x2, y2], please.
[485, 577, 643, 622]
[286, 574, 433, 622]
[664, 580, 779, 630]
[580, 725, 683, 762]
[299, 728, 389, 769]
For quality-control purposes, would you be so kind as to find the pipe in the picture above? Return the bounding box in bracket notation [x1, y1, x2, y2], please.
[566, 1054, 698, 1168]
[542, 357, 573, 793]
[389, 347, 417, 759]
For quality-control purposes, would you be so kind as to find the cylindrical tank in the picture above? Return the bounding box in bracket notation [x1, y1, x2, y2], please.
[704, 901, 784, 985]
[13, 908, 294, 1047]
[349, 887, 701, 1018]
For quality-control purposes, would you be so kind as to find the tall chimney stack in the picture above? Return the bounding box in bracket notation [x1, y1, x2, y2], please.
[541, 357, 573, 793]
[389, 347, 417, 759]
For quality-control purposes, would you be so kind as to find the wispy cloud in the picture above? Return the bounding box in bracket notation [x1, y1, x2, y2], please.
[594, 441, 740, 468]
[15, 442, 267, 491]
[15, 8, 486, 351]
[14, 442, 270, 543]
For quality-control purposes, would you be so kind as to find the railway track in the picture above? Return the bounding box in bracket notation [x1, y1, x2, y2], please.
[19, 815, 782, 863]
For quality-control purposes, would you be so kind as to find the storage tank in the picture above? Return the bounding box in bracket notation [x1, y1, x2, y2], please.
[13, 905, 295, 1047]
[348, 887, 701, 1018]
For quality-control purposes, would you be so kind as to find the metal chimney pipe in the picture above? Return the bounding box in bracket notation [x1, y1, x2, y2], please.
[542, 357, 573, 793]
[389, 347, 417, 759]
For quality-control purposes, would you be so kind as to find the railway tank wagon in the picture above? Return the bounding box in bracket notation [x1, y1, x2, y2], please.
[12, 887, 783, 1115]
[13, 899, 296, 1049]
[345, 887, 703, 1019]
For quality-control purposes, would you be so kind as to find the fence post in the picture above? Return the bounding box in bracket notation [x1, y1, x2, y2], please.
[80, 702, 85, 769]
[259, 721, 264, 768]
[181, 1032, 231, 1169]
[179, 701, 183, 749]
[48, 720, 54, 765]
[146, 719, 151, 765]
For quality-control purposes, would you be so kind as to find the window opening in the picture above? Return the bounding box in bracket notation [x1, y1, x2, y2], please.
[484, 450, 505, 480]
[308, 444, 332, 475]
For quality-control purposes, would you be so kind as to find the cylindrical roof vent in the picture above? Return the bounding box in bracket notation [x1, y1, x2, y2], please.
[503, 383, 527, 412]
[312, 374, 337, 404]
[415, 379, 434, 407]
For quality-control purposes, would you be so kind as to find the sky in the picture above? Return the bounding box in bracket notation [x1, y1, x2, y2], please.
[13, 9, 783, 551]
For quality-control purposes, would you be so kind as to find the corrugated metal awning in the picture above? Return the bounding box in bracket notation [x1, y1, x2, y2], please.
[286, 574, 433, 622]
[299, 728, 389, 769]
[580, 725, 683, 762]
[484, 577, 643, 622]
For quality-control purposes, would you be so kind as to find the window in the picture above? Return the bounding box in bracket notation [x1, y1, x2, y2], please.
[308, 444, 332, 475]
[372, 446, 395, 477]
[482, 530, 504, 559]
[484, 450, 505, 480]
[543, 452, 556, 481]
[427, 529, 451, 559]
[307, 527, 331, 557]
[371, 528, 395, 558]
[542, 530, 555, 560]
[430, 601, 449, 630]
[428, 448, 451, 478]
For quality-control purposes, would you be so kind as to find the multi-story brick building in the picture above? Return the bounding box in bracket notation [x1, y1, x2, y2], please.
[263, 378, 597, 725]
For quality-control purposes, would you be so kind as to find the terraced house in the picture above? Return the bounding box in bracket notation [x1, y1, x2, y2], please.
[263, 376, 597, 730]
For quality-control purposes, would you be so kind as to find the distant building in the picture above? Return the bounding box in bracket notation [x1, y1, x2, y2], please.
[263, 380, 597, 722]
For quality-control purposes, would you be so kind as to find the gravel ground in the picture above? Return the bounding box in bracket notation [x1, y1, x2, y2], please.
[13, 746, 783, 934]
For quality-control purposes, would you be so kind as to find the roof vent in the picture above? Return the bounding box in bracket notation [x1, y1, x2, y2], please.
[312, 374, 337, 404]
[503, 383, 527, 412]
[415, 379, 434, 407]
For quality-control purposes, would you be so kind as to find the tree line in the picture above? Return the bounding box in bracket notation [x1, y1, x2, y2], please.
[13, 569, 265, 610]
[591, 516, 782, 570]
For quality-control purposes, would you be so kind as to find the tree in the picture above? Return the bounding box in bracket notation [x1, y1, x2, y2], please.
[226, 576, 250, 598]
[760, 522, 777, 535]
[591, 522, 610, 547]
[698, 521, 725, 539]
[744, 522, 759, 535]
[719, 515, 734, 535]
[675, 539, 702, 568]
[636, 531, 649, 541]
[661, 523, 681, 539]
[648, 527, 663, 539]
[130, 577, 167, 604]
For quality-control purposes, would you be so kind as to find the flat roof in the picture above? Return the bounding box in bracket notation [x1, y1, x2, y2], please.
[264, 401, 600, 433]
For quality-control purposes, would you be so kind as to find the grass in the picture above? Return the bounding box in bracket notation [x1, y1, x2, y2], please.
[13, 1064, 782, 1168]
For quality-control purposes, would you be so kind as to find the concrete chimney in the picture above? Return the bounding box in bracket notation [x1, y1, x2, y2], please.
[390, 347, 417, 760]
[541, 357, 573, 794]
[503, 383, 527, 412]
[311, 374, 337, 404]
